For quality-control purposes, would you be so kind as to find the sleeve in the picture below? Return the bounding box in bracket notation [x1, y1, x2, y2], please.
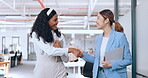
[60, 34, 69, 63]
[32, 33, 68, 56]
[81, 35, 99, 63]
[110, 33, 132, 70]
[81, 52, 95, 63]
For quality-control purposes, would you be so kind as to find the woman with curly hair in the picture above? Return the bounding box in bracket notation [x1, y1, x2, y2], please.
[30, 8, 83, 78]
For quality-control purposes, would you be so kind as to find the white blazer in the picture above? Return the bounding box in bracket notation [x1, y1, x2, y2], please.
[32, 31, 68, 78]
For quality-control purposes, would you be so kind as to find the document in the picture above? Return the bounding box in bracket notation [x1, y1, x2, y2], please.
[105, 46, 124, 62]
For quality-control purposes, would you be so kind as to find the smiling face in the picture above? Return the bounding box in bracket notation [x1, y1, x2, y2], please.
[48, 14, 58, 30]
[96, 13, 107, 29]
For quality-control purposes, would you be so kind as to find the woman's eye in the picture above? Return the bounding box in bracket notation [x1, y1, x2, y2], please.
[54, 19, 57, 21]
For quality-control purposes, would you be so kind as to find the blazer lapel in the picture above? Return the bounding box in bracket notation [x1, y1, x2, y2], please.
[95, 33, 103, 59]
[93, 34, 103, 78]
[105, 29, 116, 51]
[93, 29, 116, 78]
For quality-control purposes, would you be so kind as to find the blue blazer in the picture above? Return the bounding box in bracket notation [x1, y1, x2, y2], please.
[81, 29, 132, 78]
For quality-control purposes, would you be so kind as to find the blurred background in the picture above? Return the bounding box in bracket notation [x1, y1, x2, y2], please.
[0, 0, 147, 78]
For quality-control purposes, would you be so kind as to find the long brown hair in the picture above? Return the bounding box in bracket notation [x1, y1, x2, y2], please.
[99, 9, 124, 32]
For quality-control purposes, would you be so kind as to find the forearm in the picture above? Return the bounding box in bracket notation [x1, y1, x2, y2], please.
[111, 57, 132, 70]
[81, 52, 95, 63]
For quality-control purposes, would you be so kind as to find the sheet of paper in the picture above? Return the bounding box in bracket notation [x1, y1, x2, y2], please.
[105, 46, 124, 62]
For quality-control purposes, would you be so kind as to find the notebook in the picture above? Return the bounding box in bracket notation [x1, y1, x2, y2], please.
[105, 46, 124, 62]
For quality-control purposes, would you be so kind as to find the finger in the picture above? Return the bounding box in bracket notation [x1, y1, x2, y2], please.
[55, 40, 58, 42]
[79, 49, 83, 53]
[79, 54, 83, 57]
[79, 52, 84, 57]
[102, 61, 105, 64]
[74, 53, 79, 57]
[104, 57, 106, 61]
[55, 40, 60, 43]
[77, 52, 82, 57]
[77, 53, 81, 57]
[102, 65, 105, 68]
[81, 51, 84, 55]
[56, 40, 60, 43]
[78, 54, 83, 57]
[80, 52, 83, 56]
[56, 40, 60, 41]
[77, 49, 83, 54]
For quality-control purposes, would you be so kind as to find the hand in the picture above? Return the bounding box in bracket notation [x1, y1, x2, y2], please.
[102, 61, 112, 68]
[69, 48, 84, 57]
[53, 40, 62, 48]
[77, 49, 84, 57]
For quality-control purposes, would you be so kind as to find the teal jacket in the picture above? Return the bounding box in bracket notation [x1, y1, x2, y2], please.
[81, 29, 132, 78]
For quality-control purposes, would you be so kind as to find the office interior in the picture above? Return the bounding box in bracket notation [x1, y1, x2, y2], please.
[0, 0, 147, 78]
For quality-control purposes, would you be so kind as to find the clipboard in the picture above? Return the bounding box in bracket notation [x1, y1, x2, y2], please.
[105, 46, 124, 62]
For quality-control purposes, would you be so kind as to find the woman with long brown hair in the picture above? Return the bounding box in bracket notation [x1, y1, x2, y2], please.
[81, 9, 132, 78]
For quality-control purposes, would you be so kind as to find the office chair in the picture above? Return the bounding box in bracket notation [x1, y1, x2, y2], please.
[17, 52, 22, 65]
[82, 62, 93, 78]
[10, 52, 17, 68]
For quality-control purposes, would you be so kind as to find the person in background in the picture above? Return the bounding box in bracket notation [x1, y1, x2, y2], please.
[30, 8, 83, 78]
[88, 48, 94, 56]
[81, 9, 132, 78]
[82, 48, 94, 78]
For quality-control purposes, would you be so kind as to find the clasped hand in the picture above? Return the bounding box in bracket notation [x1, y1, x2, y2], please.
[53, 40, 62, 48]
[102, 61, 112, 68]
[53, 40, 84, 57]
[71, 48, 84, 57]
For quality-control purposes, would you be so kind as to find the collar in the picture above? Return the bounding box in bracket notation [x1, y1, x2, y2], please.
[100, 28, 115, 37]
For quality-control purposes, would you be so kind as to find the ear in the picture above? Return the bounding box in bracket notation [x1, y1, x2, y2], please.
[104, 18, 109, 24]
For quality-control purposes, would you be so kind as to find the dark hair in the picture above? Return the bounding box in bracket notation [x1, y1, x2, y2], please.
[30, 8, 61, 43]
[99, 9, 124, 32]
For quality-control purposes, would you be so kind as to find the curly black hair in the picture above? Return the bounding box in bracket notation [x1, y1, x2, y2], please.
[30, 8, 61, 43]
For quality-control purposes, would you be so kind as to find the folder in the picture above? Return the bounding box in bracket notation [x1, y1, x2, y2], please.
[105, 46, 124, 62]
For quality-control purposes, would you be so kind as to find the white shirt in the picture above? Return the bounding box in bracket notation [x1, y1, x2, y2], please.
[32, 32, 68, 56]
[32, 32, 68, 78]
[53, 31, 70, 62]
[100, 37, 109, 67]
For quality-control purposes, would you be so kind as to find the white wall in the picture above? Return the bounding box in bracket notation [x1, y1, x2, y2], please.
[119, 0, 148, 76]
[118, 12, 131, 51]
[118, 8, 132, 78]
[136, 0, 148, 76]
[64, 34, 96, 52]
[0, 29, 98, 60]
[0, 30, 28, 59]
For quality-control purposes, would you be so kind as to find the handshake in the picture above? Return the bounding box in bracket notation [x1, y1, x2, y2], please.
[68, 48, 84, 57]
[53, 40, 84, 57]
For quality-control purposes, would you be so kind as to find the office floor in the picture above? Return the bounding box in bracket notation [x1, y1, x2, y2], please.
[7, 61, 35, 78]
[0, 60, 133, 78]
[5, 61, 87, 78]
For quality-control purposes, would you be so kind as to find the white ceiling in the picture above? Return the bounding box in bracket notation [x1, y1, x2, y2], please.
[0, 0, 144, 30]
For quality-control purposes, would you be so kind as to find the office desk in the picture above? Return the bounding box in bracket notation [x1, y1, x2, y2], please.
[4, 53, 21, 68]
[64, 59, 86, 78]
